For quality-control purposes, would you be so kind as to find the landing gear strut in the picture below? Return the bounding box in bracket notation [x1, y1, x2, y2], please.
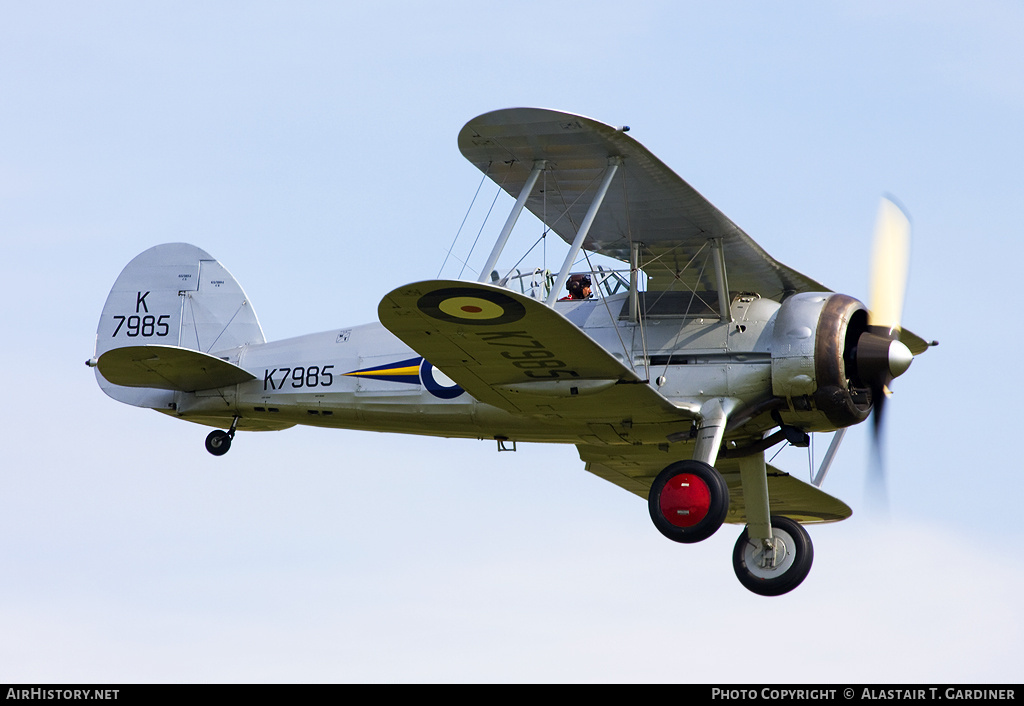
[732, 516, 813, 596]
[648, 460, 729, 544]
[205, 416, 239, 456]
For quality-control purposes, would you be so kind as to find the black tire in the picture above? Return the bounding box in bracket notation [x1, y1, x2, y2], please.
[648, 460, 730, 544]
[732, 516, 813, 596]
[205, 429, 232, 456]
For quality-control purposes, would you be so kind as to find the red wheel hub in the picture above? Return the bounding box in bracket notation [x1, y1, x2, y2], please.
[659, 473, 711, 528]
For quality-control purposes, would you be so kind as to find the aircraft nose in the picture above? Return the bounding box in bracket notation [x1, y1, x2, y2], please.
[888, 339, 914, 379]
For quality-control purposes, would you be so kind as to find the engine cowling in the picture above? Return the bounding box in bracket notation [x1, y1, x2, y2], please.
[770, 292, 874, 429]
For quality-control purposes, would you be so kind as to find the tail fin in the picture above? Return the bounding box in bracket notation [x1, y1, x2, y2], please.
[92, 243, 264, 407]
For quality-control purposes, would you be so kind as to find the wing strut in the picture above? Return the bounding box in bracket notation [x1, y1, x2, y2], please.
[711, 238, 733, 322]
[545, 157, 622, 306]
[629, 240, 642, 323]
[478, 160, 547, 283]
[811, 427, 848, 487]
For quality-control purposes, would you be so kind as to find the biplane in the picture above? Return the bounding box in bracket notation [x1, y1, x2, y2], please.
[87, 108, 931, 596]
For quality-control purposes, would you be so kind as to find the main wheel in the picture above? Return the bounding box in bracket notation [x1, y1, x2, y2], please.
[648, 460, 730, 543]
[205, 429, 232, 456]
[732, 516, 813, 596]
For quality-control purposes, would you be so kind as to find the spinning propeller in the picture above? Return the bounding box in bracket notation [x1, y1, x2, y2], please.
[853, 197, 915, 508]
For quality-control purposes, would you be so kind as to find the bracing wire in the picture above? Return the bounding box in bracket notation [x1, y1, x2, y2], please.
[582, 248, 636, 375]
[658, 247, 712, 381]
[438, 163, 490, 278]
[504, 231, 550, 277]
[458, 163, 513, 279]
[768, 443, 788, 465]
[542, 169, 547, 274]
[503, 169, 553, 281]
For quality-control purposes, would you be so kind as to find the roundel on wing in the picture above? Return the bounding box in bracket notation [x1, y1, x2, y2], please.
[416, 287, 526, 326]
[419, 359, 464, 399]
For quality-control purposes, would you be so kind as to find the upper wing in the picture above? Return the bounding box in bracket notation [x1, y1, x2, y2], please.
[459, 108, 828, 301]
[378, 279, 695, 423]
[578, 443, 851, 524]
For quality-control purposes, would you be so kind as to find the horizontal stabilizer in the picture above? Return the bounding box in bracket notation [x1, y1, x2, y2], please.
[97, 345, 256, 392]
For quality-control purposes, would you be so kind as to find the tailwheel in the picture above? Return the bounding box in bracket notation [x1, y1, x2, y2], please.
[205, 430, 232, 456]
[205, 416, 239, 457]
[648, 460, 729, 544]
[732, 516, 813, 596]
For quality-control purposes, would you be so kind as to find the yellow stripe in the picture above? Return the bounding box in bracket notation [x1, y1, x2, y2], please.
[344, 365, 420, 378]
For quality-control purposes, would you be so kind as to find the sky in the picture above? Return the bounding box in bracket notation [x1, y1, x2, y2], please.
[2, 1, 1022, 683]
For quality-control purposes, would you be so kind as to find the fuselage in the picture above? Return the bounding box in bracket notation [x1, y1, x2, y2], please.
[167, 292, 794, 446]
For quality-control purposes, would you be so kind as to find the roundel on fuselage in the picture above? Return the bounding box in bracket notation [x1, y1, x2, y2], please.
[420, 359, 464, 399]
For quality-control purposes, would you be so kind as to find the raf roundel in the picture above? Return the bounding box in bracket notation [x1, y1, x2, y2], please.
[419, 359, 464, 399]
[416, 287, 526, 326]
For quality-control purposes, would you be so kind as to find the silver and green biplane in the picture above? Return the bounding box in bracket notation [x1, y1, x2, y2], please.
[88, 108, 931, 596]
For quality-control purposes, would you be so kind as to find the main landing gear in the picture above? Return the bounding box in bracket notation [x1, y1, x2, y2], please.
[732, 516, 813, 597]
[647, 458, 815, 596]
[648, 460, 730, 543]
[205, 417, 239, 456]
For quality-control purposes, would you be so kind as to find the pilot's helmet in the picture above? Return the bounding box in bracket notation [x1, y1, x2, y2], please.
[566, 273, 592, 297]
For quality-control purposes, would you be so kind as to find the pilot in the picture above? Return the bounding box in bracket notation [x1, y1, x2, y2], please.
[559, 274, 592, 301]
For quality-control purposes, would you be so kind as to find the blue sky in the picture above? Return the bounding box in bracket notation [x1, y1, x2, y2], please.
[2, 1, 1021, 682]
